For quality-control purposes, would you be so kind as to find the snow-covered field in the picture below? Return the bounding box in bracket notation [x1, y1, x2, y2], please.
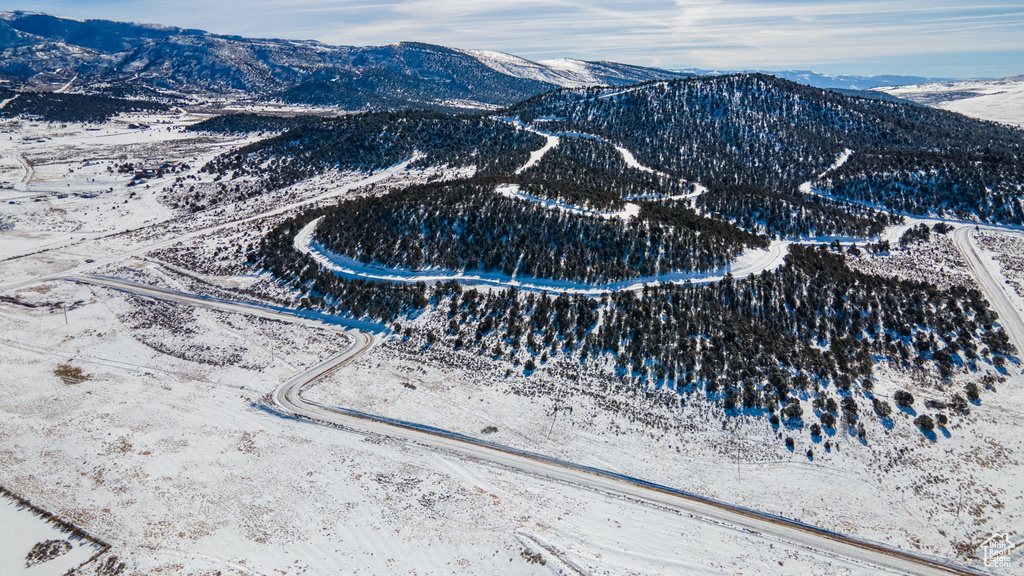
[0, 111, 262, 260]
[1, 494, 102, 576]
[875, 76, 1024, 127]
[3, 105, 1024, 575]
[2, 279, 905, 576]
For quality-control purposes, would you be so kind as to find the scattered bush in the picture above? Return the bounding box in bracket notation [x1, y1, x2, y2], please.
[25, 540, 71, 567]
[841, 396, 858, 413]
[872, 398, 892, 418]
[914, 414, 935, 432]
[965, 382, 980, 402]
[894, 390, 915, 408]
[53, 363, 89, 385]
[521, 548, 546, 565]
[820, 412, 836, 428]
[951, 394, 969, 414]
[782, 398, 803, 419]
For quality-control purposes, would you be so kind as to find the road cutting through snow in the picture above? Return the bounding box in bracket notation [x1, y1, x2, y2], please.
[60, 273, 984, 576]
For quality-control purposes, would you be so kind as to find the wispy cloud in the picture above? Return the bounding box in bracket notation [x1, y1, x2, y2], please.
[4, 1, 1023, 77]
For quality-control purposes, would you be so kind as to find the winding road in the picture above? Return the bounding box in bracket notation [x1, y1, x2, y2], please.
[70, 272, 985, 576]
[6, 125, 1018, 574]
[952, 226, 1024, 354]
[296, 217, 790, 295]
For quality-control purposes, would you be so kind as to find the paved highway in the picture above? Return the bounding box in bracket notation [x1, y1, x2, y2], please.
[953, 226, 1024, 356]
[72, 273, 986, 576]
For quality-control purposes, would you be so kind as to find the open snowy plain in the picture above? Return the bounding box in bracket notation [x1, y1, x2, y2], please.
[2, 107, 1023, 575]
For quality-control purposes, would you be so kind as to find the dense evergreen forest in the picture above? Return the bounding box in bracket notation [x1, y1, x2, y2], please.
[0, 89, 166, 121]
[816, 149, 1024, 223]
[186, 112, 324, 134]
[313, 178, 766, 284]
[501, 137, 691, 210]
[254, 214, 1014, 428]
[695, 185, 896, 239]
[507, 74, 1024, 221]
[200, 110, 545, 190]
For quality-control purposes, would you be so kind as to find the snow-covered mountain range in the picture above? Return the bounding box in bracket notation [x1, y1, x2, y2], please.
[0, 11, 689, 110]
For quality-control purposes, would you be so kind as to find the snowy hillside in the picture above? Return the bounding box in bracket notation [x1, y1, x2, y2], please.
[0, 12, 687, 111]
[875, 75, 1024, 126]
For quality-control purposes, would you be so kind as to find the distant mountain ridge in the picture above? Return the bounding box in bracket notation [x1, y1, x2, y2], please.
[0, 11, 689, 111]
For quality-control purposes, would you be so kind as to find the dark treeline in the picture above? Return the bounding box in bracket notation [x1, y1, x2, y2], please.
[499, 136, 692, 210]
[508, 74, 1023, 207]
[696, 185, 897, 239]
[186, 112, 325, 134]
[254, 211, 430, 320]
[818, 149, 1024, 223]
[200, 110, 545, 190]
[0, 89, 166, 122]
[312, 178, 766, 284]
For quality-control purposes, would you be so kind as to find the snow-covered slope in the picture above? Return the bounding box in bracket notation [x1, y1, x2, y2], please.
[0, 11, 689, 109]
[459, 49, 688, 88]
[875, 75, 1024, 127]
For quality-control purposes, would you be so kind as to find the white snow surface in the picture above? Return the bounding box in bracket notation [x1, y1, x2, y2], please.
[0, 496, 101, 576]
[876, 76, 1024, 127]
[1, 278, 915, 576]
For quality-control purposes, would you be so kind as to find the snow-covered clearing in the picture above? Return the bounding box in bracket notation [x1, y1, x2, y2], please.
[1, 279, 908, 576]
[0, 494, 102, 576]
[0, 110, 262, 260]
[876, 76, 1024, 127]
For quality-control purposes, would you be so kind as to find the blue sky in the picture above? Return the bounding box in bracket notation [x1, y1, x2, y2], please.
[5, 1, 1024, 78]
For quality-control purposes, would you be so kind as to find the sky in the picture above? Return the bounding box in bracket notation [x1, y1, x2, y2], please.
[4, 1, 1024, 78]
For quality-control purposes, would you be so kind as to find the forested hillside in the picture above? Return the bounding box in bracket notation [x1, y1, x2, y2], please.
[200, 110, 545, 190]
[0, 89, 166, 121]
[508, 74, 1024, 222]
[312, 178, 766, 283]
[817, 149, 1024, 223]
[231, 71, 1023, 440]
